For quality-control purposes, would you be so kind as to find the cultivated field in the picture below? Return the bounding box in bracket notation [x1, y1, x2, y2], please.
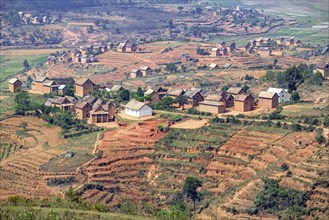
[0, 116, 98, 200]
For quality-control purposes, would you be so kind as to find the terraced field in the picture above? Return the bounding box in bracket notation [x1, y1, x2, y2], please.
[201, 128, 329, 219]
[81, 120, 166, 204]
[0, 116, 93, 200]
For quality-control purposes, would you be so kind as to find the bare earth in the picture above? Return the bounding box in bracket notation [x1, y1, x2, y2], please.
[170, 119, 208, 129]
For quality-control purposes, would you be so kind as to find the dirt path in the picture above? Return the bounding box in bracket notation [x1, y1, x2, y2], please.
[171, 119, 208, 129]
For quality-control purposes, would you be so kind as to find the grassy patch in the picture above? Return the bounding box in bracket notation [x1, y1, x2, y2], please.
[244, 125, 292, 135]
[41, 132, 99, 172]
[0, 91, 48, 120]
[281, 103, 329, 118]
[41, 152, 94, 173]
[0, 54, 48, 89]
[15, 129, 34, 138]
[0, 206, 151, 220]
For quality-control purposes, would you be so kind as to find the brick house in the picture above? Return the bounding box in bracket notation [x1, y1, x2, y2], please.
[258, 47, 272, 57]
[227, 87, 247, 96]
[74, 78, 95, 97]
[229, 42, 236, 52]
[117, 42, 127, 52]
[316, 63, 329, 79]
[219, 47, 228, 56]
[34, 76, 48, 93]
[234, 94, 254, 112]
[211, 48, 220, 57]
[130, 69, 143, 78]
[199, 100, 226, 114]
[45, 96, 76, 112]
[184, 88, 204, 106]
[125, 41, 137, 52]
[205, 92, 233, 108]
[90, 101, 116, 123]
[8, 78, 23, 93]
[166, 87, 185, 99]
[258, 91, 279, 109]
[75, 101, 92, 120]
[144, 88, 160, 103]
[140, 66, 152, 77]
[42, 80, 58, 94]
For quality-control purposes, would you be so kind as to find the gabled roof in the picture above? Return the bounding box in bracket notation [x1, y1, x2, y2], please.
[117, 42, 126, 49]
[79, 95, 98, 105]
[145, 88, 155, 96]
[75, 78, 95, 86]
[205, 93, 222, 102]
[227, 87, 245, 95]
[111, 85, 123, 92]
[258, 91, 278, 99]
[35, 76, 48, 83]
[267, 87, 288, 94]
[140, 66, 151, 71]
[317, 63, 329, 69]
[235, 94, 253, 102]
[131, 69, 141, 73]
[209, 63, 218, 68]
[58, 85, 66, 90]
[219, 47, 227, 51]
[199, 100, 225, 107]
[125, 41, 136, 47]
[43, 80, 57, 87]
[125, 100, 148, 111]
[211, 47, 219, 52]
[184, 88, 202, 98]
[90, 100, 113, 114]
[8, 78, 21, 84]
[166, 87, 184, 97]
[65, 96, 78, 104]
[75, 101, 90, 109]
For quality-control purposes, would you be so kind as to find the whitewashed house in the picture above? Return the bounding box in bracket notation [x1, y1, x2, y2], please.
[125, 100, 152, 118]
[267, 87, 291, 103]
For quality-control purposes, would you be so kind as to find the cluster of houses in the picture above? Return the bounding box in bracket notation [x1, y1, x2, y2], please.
[17, 11, 57, 25]
[46, 40, 138, 65]
[6, 75, 294, 124]
[130, 66, 152, 78]
[29, 76, 67, 95]
[243, 36, 302, 56]
[211, 42, 236, 57]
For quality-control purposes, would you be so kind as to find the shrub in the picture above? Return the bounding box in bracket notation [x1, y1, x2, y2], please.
[315, 134, 325, 144]
[281, 163, 289, 171]
[291, 123, 302, 131]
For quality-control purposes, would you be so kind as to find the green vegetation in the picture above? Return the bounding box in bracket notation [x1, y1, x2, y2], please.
[0, 192, 152, 220]
[249, 178, 310, 219]
[0, 90, 46, 120]
[262, 64, 318, 92]
[165, 63, 178, 73]
[0, 143, 20, 161]
[14, 93, 102, 137]
[0, 54, 48, 88]
[183, 177, 203, 213]
[158, 122, 236, 150]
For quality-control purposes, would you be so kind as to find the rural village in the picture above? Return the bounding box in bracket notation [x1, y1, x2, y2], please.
[1, 0, 329, 220]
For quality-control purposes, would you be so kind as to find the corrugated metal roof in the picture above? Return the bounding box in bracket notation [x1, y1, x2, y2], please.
[258, 91, 278, 99]
[125, 100, 148, 111]
[199, 100, 225, 107]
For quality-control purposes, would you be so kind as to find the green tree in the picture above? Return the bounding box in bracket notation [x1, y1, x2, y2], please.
[291, 91, 300, 102]
[165, 63, 178, 73]
[119, 89, 130, 101]
[183, 177, 202, 214]
[23, 59, 30, 70]
[14, 93, 31, 115]
[175, 96, 188, 108]
[136, 87, 144, 97]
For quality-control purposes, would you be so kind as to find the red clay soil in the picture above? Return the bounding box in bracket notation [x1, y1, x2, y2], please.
[80, 120, 166, 204]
